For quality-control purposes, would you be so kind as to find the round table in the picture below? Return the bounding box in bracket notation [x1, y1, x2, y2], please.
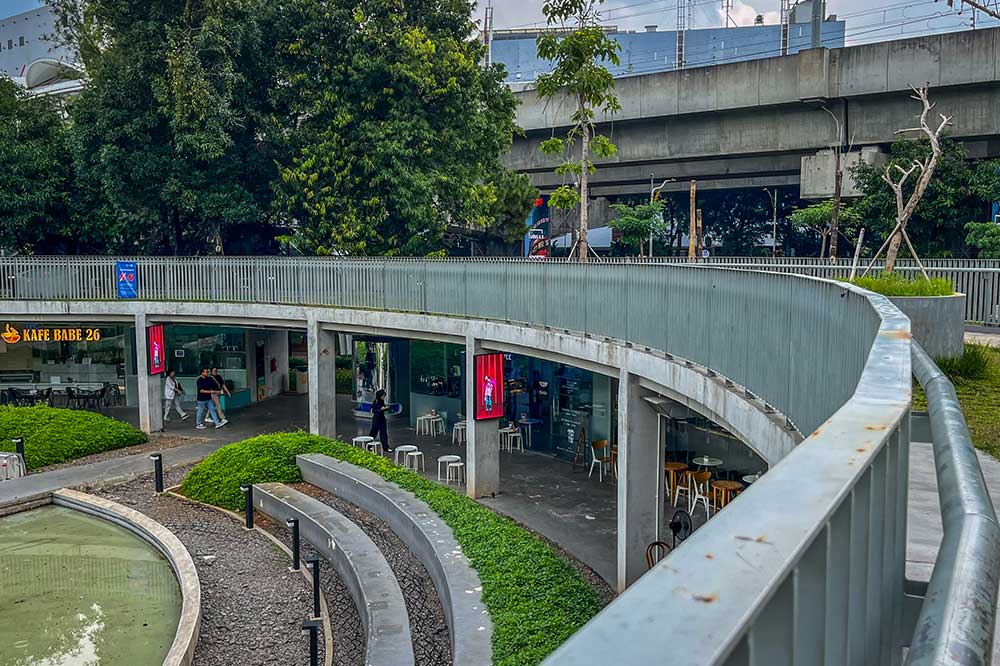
[692, 456, 723, 469]
[711, 480, 744, 510]
[664, 462, 689, 502]
[742, 474, 760, 485]
[517, 418, 543, 449]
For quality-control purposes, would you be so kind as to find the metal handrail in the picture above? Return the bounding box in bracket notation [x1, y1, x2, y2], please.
[909, 342, 1000, 665]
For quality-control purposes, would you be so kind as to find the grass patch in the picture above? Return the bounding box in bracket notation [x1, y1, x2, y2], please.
[180, 432, 604, 665]
[0, 406, 147, 469]
[914, 343, 1000, 459]
[840, 273, 954, 297]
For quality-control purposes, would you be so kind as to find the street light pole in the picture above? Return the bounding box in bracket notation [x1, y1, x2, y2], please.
[649, 176, 675, 258]
[764, 187, 779, 257]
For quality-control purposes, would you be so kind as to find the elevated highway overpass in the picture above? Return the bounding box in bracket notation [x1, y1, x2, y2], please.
[506, 28, 1000, 198]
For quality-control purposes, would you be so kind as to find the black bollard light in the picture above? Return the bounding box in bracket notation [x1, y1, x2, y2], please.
[240, 484, 254, 529]
[150, 453, 163, 492]
[286, 517, 300, 571]
[307, 556, 321, 619]
[302, 619, 320, 666]
[11, 437, 24, 458]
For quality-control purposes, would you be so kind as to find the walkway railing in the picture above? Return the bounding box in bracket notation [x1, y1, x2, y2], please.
[0, 256, 996, 662]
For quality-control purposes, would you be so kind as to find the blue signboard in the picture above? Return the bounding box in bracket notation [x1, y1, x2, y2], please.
[116, 261, 137, 299]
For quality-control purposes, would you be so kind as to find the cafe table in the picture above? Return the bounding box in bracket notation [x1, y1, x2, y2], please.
[517, 417, 543, 449]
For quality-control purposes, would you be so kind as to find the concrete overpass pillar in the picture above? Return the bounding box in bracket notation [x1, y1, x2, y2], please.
[307, 318, 337, 439]
[617, 363, 665, 593]
[134, 313, 163, 435]
[465, 336, 500, 499]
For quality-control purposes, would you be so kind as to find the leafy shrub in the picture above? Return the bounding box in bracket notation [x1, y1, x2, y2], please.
[0, 406, 147, 469]
[336, 368, 352, 394]
[936, 342, 994, 382]
[181, 432, 604, 665]
[840, 273, 954, 297]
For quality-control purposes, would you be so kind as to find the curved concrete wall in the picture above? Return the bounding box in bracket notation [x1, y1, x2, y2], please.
[0, 299, 801, 465]
[51, 489, 201, 666]
[297, 453, 493, 666]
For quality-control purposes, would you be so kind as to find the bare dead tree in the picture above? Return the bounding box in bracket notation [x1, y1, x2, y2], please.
[862, 85, 951, 277]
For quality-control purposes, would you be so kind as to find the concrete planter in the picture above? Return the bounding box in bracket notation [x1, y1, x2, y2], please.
[888, 293, 966, 359]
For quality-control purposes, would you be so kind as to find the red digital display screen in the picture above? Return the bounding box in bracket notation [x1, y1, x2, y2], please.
[148, 324, 166, 375]
[474, 353, 504, 421]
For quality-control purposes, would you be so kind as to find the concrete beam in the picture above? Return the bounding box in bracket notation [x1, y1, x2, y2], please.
[307, 317, 337, 439]
[465, 336, 500, 499]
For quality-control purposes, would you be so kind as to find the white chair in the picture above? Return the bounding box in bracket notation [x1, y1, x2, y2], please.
[405, 450, 425, 472]
[352, 435, 374, 448]
[364, 439, 383, 456]
[452, 422, 467, 445]
[437, 454, 461, 481]
[588, 440, 612, 482]
[446, 461, 465, 485]
[394, 445, 418, 466]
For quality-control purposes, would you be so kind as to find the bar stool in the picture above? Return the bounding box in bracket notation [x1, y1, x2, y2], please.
[394, 445, 418, 466]
[353, 435, 374, 448]
[452, 422, 467, 445]
[364, 439, 383, 456]
[405, 450, 425, 473]
[446, 461, 465, 485]
[437, 454, 461, 481]
[664, 462, 688, 503]
[711, 480, 743, 511]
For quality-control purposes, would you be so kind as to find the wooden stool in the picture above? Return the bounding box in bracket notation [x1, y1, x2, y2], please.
[711, 480, 743, 511]
[664, 462, 688, 502]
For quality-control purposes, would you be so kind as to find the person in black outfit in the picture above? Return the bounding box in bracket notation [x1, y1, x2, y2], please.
[369, 389, 391, 453]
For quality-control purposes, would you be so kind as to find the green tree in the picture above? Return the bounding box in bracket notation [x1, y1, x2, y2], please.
[536, 0, 621, 262]
[963, 159, 1000, 258]
[789, 199, 862, 258]
[609, 200, 664, 256]
[852, 136, 979, 260]
[50, 0, 285, 255]
[0, 78, 81, 253]
[482, 170, 539, 248]
[273, 0, 517, 256]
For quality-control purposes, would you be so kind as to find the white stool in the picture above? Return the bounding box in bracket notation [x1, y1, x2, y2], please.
[506, 431, 524, 453]
[353, 435, 374, 448]
[430, 416, 445, 436]
[405, 450, 425, 473]
[446, 461, 465, 485]
[416, 415, 433, 435]
[437, 455, 461, 481]
[394, 445, 418, 466]
[364, 440, 383, 456]
[452, 422, 467, 445]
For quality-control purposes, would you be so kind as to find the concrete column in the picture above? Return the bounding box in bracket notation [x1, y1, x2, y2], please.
[267, 329, 289, 397]
[465, 336, 500, 499]
[616, 362, 663, 593]
[134, 313, 163, 435]
[307, 318, 337, 438]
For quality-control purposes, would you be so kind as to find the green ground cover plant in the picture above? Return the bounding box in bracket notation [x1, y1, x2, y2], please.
[840, 273, 954, 297]
[181, 432, 604, 665]
[914, 343, 1000, 459]
[0, 406, 147, 469]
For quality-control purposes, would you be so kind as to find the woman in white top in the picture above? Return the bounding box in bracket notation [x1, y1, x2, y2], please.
[164, 369, 189, 421]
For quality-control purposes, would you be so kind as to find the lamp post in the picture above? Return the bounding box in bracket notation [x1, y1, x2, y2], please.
[150, 453, 163, 493]
[302, 619, 320, 666]
[764, 187, 779, 257]
[11, 437, 24, 459]
[240, 484, 254, 529]
[286, 517, 301, 571]
[307, 556, 321, 619]
[649, 176, 676, 258]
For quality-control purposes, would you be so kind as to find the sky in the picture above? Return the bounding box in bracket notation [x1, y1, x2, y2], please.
[3, 0, 996, 41]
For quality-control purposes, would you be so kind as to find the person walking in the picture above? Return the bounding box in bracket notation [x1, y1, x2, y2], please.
[196, 367, 227, 430]
[210, 367, 231, 422]
[369, 389, 391, 453]
[163, 369, 189, 421]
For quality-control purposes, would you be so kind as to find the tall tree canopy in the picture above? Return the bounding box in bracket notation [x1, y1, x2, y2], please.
[273, 0, 518, 256]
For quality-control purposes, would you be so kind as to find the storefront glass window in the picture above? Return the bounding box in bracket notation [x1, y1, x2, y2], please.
[0, 323, 127, 390]
[165, 326, 248, 392]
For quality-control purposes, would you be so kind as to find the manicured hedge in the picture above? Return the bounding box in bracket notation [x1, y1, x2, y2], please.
[181, 432, 604, 665]
[0, 406, 148, 469]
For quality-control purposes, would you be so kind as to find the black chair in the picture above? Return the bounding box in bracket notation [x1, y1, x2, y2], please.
[65, 387, 85, 409]
[37, 387, 53, 406]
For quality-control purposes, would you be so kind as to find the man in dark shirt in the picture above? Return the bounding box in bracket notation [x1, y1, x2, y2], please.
[195, 367, 227, 430]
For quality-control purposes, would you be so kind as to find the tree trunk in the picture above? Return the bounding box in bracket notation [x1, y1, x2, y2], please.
[578, 95, 590, 263]
[819, 230, 828, 259]
[830, 153, 843, 261]
[171, 205, 181, 256]
[885, 228, 904, 272]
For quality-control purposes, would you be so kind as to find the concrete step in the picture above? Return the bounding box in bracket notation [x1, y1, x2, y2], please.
[252, 482, 414, 666]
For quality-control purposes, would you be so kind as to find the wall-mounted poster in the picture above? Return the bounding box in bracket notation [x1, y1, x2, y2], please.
[474, 353, 504, 420]
[148, 324, 165, 375]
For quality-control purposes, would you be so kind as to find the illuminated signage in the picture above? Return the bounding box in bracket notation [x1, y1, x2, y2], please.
[1, 324, 103, 344]
[148, 324, 165, 375]
[474, 353, 505, 421]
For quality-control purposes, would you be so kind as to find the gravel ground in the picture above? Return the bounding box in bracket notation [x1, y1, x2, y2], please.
[290, 482, 453, 666]
[36, 434, 208, 473]
[94, 466, 325, 666]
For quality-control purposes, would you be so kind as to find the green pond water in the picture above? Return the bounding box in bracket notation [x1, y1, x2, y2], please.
[0, 505, 182, 666]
